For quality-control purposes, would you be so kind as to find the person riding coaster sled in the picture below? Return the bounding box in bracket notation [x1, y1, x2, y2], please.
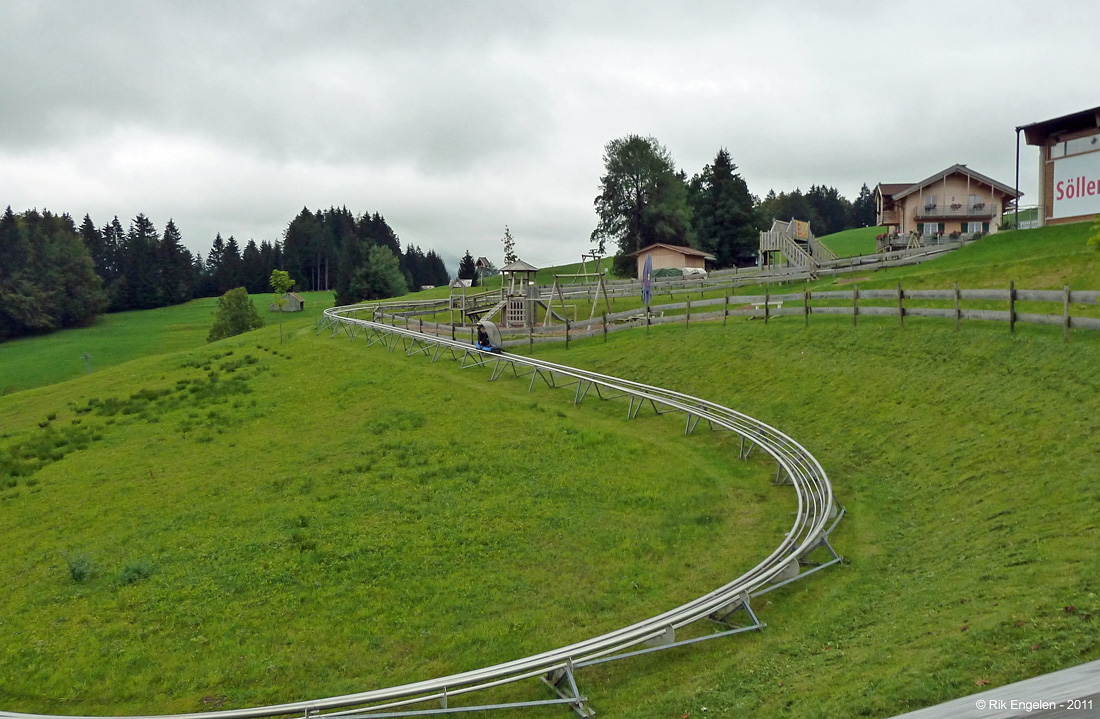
[475, 321, 502, 353]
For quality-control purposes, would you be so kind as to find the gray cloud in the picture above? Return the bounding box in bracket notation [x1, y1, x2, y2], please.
[3, 0, 1099, 266]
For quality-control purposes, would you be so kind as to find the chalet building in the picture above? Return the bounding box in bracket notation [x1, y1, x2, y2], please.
[631, 243, 715, 279]
[1020, 105, 1100, 227]
[875, 165, 1021, 239]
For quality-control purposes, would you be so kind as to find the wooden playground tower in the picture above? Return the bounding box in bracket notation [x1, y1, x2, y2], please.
[758, 218, 838, 275]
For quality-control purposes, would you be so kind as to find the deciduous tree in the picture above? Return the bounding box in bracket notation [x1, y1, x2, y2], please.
[207, 287, 264, 343]
[591, 135, 693, 276]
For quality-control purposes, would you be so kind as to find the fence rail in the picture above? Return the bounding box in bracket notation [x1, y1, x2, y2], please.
[377, 283, 1100, 350]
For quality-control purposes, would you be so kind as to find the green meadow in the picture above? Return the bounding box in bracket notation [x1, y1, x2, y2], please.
[2, 224, 1100, 717]
[817, 225, 885, 257]
[0, 291, 333, 395]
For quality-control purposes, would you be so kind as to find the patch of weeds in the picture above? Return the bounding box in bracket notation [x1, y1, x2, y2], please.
[66, 554, 95, 583]
[289, 529, 317, 552]
[118, 561, 154, 585]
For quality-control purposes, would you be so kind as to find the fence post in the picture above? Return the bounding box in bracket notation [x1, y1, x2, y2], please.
[1064, 284, 1071, 342]
[897, 282, 904, 327]
[804, 288, 809, 327]
[1009, 280, 1016, 333]
[765, 286, 770, 325]
[451, 323, 455, 341]
[723, 292, 729, 326]
[853, 287, 858, 326]
[603, 313, 607, 342]
[566, 319, 570, 349]
[646, 303, 651, 333]
[954, 282, 960, 331]
[529, 325, 533, 349]
[419, 318, 423, 334]
[686, 298, 691, 328]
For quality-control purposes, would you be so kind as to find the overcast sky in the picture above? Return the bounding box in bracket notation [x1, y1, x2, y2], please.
[3, 0, 1098, 270]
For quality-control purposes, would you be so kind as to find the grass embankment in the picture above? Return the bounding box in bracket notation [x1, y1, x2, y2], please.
[0, 319, 782, 715]
[528, 317, 1100, 717]
[2, 306, 1099, 717]
[815, 223, 1100, 291]
[817, 226, 886, 257]
[0, 292, 333, 395]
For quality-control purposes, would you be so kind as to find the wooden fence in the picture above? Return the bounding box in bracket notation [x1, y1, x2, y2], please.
[370, 283, 1100, 349]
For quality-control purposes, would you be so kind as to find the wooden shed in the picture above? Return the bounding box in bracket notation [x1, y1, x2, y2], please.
[270, 292, 304, 312]
[631, 244, 715, 279]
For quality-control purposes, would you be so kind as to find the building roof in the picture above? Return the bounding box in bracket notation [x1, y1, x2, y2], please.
[631, 243, 717, 261]
[875, 183, 911, 197]
[889, 164, 1021, 201]
[288, 292, 304, 301]
[475, 256, 491, 268]
[1020, 105, 1100, 146]
[500, 259, 539, 272]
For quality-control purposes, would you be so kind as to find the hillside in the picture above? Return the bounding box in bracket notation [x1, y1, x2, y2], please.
[3, 223, 1100, 717]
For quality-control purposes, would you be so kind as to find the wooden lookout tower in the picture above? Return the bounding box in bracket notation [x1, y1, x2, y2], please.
[500, 259, 539, 328]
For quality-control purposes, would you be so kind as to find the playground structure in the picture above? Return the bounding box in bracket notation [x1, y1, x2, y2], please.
[758, 218, 838, 275]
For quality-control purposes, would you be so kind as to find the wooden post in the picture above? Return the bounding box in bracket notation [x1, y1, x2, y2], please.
[897, 282, 904, 327]
[686, 298, 691, 328]
[1009, 280, 1016, 333]
[764, 286, 770, 325]
[646, 303, 651, 333]
[853, 287, 858, 326]
[1064, 284, 1071, 342]
[529, 325, 533, 349]
[603, 313, 607, 342]
[954, 282, 961, 331]
[804, 288, 809, 327]
[451, 323, 455, 341]
[723, 292, 729, 325]
[565, 319, 570, 348]
[419, 318, 423, 334]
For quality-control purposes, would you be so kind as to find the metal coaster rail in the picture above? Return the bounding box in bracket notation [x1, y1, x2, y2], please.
[1, 302, 842, 719]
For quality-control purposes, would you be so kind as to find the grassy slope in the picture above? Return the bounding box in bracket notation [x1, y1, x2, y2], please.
[815, 223, 1100, 291]
[529, 318, 1100, 717]
[2, 227, 1100, 717]
[0, 292, 333, 395]
[0, 321, 782, 715]
[818, 226, 886, 257]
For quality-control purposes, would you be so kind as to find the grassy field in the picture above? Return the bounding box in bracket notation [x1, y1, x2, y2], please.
[0, 291, 333, 395]
[817, 226, 885, 257]
[3, 224, 1100, 717]
[0, 319, 784, 715]
[812, 223, 1100, 292]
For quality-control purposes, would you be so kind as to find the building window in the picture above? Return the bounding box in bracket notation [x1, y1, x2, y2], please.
[968, 194, 985, 210]
[924, 195, 938, 211]
[967, 221, 982, 233]
[923, 222, 940, 235]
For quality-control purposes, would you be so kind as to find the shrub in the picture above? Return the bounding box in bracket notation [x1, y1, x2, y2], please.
[67, 554, 94, 583]
[207, 288, 265, 343]
[118, 561, 154, 585]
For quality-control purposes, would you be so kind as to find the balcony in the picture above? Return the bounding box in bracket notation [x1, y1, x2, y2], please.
[914, 203, 994, 220]
[878, 209, 901, 226]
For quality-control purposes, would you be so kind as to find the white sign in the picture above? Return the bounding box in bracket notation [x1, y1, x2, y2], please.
[1052, 149, 1100, 219]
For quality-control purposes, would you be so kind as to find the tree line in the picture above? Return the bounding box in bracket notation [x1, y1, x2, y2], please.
[1, 204, 450, 342]
[591, 135, 877, 275]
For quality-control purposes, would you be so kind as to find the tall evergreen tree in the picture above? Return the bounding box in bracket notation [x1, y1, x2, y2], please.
[159, 219, 194, 305]
[457, 250, 477, 287]
[117, 214, 162, 310]
[851, 183, 876, 227]
[688, 148, 759, 267]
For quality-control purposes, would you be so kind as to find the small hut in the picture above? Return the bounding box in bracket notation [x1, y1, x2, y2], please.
[269, 292, 305, 312]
